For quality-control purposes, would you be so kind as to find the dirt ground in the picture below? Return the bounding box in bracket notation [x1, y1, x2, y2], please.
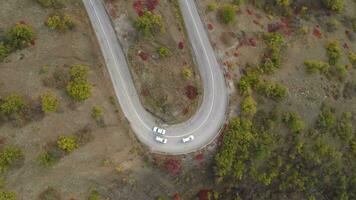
[196, 0, 356, 126]
[104, 0, 203, 124]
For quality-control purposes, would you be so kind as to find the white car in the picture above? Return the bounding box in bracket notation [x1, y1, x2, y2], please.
[155, 136, 168, 144]
[152, 126, 166, 135]
[182, 135, 195, 143]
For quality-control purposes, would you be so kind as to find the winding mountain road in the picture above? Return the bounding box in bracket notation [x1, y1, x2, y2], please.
[83, 0, 228, 155]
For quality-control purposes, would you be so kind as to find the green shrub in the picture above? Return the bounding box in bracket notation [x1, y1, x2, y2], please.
[276, 0, 291, 7]
[238, 73, 260, 94]
[41, 91, 59, 113]
[283, 112, 305, 133]
[135, 11, 164, 37]
[66, 65, 92, 101]
[37, 151, 59, 167]
[66, 81, 92, 101]
[5, 23, 35, 50]
[325, 41, 342, 65]
[157, 46, 171, 58]
[46, 13, 75, 32]
[69, 64, 88, 82]
[321, 0, 344, 12]
[257, 81, 288, 101]
[0, 146, 23, 173]
[335, 64, 348, 78]
[317, 109, 336, 130]
[0, 95, 25, 116]
[220, 4, 236, 24]
[261, 33, 285, 73]
[304, 60, 330, 74]
[336, 112, 353, 142]
[57, 136, 78, 153]
[0, 43, 9, 61]
[0, 191, 16, 200]
[348, 51, 356, 66]
[241, 95, 257, 118]
[207, 3, 217, 11]
[88, 190, 100, 200]
[233, 0, 245, 6]
[182, 68, 193, 80]
[91, 106, 103, 120]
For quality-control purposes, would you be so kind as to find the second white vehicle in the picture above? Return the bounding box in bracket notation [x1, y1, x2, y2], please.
[182, 135, 195, 143]
[155, 136, 168, 144]
[152, 126, 166, 135]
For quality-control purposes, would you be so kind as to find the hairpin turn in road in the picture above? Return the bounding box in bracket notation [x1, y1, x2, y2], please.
[83, 0, 228, 155]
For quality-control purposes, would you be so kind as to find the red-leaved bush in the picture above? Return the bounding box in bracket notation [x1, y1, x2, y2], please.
[165, 159, 181, 176]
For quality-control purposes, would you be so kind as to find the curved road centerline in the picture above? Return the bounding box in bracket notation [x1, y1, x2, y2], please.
[83, 0, 228, 154]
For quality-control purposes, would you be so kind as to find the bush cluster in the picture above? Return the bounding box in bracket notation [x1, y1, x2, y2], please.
[0, 43, 9, 61]
[261, 33, 285, 74]
[325, 40, 342, 65]
[66, 65, 92, 101]
[241, 95, 257, 118]
[41, 91, 59, 113]
[5, 23, 35, 50]
[317, 108, 336, 131]
[0, 146, 23, 173]
[304, 60, 330, 74]
[0, 191, 16, 200]
[0, 95, 25, 116]
[257, 81, 288, 101]
[283, 112, 305, 133]
[349, 51, 356, 66]
[157, 46, 171, 58]
[238, 73, 260, 94]
[135, 11, 164, 37]
[321, 0, 344, 12]
[207, 3, 217, 11]
[57, 136, 78, 153]
[46, 13, 75, 32]
[220, 4, 237, 24]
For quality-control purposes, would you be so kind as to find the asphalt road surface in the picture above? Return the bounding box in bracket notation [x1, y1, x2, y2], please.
[83, 0, 228, 155]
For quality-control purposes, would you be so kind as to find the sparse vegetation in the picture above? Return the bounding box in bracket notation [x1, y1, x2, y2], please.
[46, 13, 75, 32]
[35, 0, 66, 8]
[91, 106, 103, 120]
[37, 151, 59, 167]
[88, 190, 100, 200]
